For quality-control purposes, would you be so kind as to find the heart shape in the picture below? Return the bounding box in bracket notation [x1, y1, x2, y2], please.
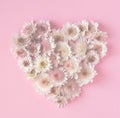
[11, 20, 108, 107]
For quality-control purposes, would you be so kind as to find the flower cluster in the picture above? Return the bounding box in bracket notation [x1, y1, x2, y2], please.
[11, 20, 108, 107]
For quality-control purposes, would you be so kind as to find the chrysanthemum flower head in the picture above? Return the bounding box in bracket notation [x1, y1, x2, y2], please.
[21, 21, 37, 38]
[49, 68, 67, 86]
[35, 55, 52, 73]
[35, 20, 51, 37]
[62, 23, 80, 40]
[18, 56, 32, 72]
[61, 79, 81, 100]
[64, 57, 80, 76]
[55, 41, 71, 60]
[35, 73, 52, 94]
[52, 29, 64, 42]
[73, 39, 88, 58]
[13, 34, 28, 47]
[77, 63, 97, 86]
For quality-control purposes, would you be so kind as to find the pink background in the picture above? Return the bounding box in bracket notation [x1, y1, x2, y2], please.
[0, 0, 120, 117]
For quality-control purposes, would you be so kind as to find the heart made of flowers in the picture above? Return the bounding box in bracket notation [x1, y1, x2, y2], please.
[11, 20, 108, 107]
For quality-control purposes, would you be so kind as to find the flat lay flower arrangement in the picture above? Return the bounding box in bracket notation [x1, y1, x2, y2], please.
[11, 20, 108, 107]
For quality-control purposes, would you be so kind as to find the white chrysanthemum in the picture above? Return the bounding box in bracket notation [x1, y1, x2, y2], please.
[55, 96, 68, 108]
[89, 40, 107, 58]
[13, 34, 28, 47]
[77, 64, 97, 86]
[93, 31, 108, 42]
[48, 86, 60, 98]
[35, 20, 51, 37]
[52, 29, 64, 42]
[26, 67, 38, 79]
[73, 39, 88, 58]
[89, 21, 99, 33]
[40, 36, 55, 56]
[64, 57, 80, 76]
[85, 21, 99, 38]
[55, 41, 71, 60]
[25, 44, 41, 56]
[86, 50, 100, 66]
[49, 68, 67, 86]
[35, 55, 52, 73]
[77, 20, 89, 36]
[21, 21, 37, 38]
[35, 73, 52, 94]
[61, 79, 81, 100]
[11, 47, 27, 58]
[18, 56, 32, 72]
[62, 23, 80, 40]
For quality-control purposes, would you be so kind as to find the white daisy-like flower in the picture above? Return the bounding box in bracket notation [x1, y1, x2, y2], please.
[48, 86, 60, 98]
[93, 31, 108, 42]
[35, 20, 51, 37]
[25, 44, 41, 56]
[62, 23, 80, 40]
[85, 21, 99, 38]
[86, 50, 100, 66]
[52, 29, 64, 42]
[21, 21, 37, 38]
[55, 41, 71, 60]
[77, 20, 89, 37]
[89, 21, 99, 33]
[35, 55, 52, 73]
[18, 56, 33, 72]
[89, 40, 107, 58]
[13, 34, 28, 47]
[77, 63, 97, 86]
[35, 73, 52, 94]
[64, 57, 80, 76]
[54, 96, 68, 108]
[11, 47, 27, 58]
[61, 79, 81, 100]
[49, 68, 67, 86]
[73, 39, 88, 58]
[26, 67, 38, 79]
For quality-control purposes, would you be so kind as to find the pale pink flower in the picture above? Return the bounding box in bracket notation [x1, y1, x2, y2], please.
[18, 56, 32, 72]
[13, 34, 28, 47]
[89, 40, 107, 58]
[48, 87, 60, 98]
[62, 23, 80, 40]
[55, 42, 71, 60]
[40, 39, 51, 54]
[77, 63, 97, 86]
[55, 96, 67, 108]
[64, 58, 80, 76]
[86, 50, 99, 66]
[86, 21, 99, 38]
[25, 44, 41, 56]
[35, 20, 51, 37]
[21, 21, 37, 38]
[50, 68, 66, 86]
[35, 73, 52, 94]
[11, 47, 27, 58]
[52, 29, 64, 42]
[73, 40, 88, 58]
[61, 79, 80, 100]
[93, 31, 108, 42]
[77, 20, 89, 37]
